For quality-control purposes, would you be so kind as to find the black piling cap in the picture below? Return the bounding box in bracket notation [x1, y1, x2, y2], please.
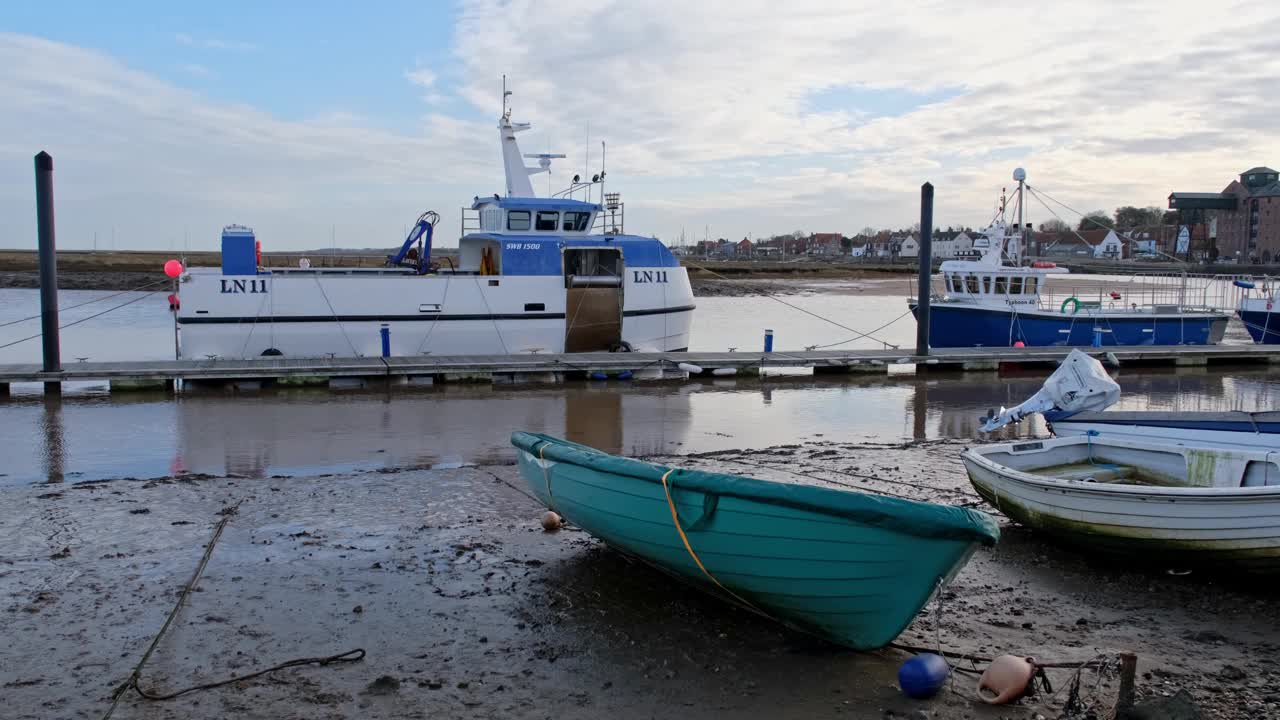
[35, 151, 53, 171]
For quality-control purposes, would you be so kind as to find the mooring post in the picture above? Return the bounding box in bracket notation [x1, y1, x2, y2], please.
[915, 182, 934, 356]
[1116, 651, 1137, 715]
[35, 151, 62, 395]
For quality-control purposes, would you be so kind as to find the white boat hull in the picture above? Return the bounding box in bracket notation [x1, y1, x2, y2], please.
[176, 268, 694, 359]
[962, 436, 1280, 572]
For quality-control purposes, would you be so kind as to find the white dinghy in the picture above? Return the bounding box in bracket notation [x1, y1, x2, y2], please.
[962, 435, 1280, 572]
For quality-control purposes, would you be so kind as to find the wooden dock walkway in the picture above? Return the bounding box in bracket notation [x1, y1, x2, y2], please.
[1, 344, 1277, 393]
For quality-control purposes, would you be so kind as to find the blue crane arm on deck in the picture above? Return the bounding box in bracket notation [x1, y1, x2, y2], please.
[387, 211, 438, 273]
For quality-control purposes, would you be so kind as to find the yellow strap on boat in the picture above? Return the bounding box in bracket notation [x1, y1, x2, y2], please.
[539, 444, 556, 511]
[660, 469, 767, 617]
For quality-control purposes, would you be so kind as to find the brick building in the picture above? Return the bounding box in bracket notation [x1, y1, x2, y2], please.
[1170, 165, 1280, 262]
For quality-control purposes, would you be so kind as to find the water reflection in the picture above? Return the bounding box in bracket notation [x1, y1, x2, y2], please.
[40, 396, 65, 483]
[1, 366, 1277, 486]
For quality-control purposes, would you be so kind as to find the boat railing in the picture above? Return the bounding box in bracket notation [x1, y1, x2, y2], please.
[593, 203, 625, 235]
[261, 253, 389, 270]
[1036, 272, 1253, 313]
[461, 207, 483, 237]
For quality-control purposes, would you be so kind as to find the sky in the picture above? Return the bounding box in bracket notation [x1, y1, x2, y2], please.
[3, 1, 1280, 251]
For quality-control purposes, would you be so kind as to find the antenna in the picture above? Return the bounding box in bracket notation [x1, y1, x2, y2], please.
[502, 75, 511, 118]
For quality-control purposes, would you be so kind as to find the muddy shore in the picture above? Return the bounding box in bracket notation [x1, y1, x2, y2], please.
[2, 440, 1273, 719]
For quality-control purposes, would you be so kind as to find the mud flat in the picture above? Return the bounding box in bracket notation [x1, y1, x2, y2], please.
[2, 441, 1276, 719]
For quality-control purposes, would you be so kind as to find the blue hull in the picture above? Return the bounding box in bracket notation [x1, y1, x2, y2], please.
[909, 302, 1227, 348]
[1239, 309, 1280, 344]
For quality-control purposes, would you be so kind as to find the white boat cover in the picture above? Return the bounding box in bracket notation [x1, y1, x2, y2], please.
[980, 349, 1119, 432]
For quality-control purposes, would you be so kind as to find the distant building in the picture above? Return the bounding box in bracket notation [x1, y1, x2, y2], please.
[1170, 165, 1280, 262]
[1035, 229, 1126, 259]
[803, 233, 844, 254]
[1092, 230, 1124, 259]
[898, 234, 920, 258]
[736, 238, 753, 256]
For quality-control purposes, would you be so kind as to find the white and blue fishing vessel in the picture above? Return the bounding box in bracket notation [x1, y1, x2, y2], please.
[910, 170, 1230, 348]
[174, 87, 694, 359]
[1235, 278, 1280, 344]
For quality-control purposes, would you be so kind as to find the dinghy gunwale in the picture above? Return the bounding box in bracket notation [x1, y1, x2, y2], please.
[962, 436, 1280, 499]
[512, 431, 1000, 546]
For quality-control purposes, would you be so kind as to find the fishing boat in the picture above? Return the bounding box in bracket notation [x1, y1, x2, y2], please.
[173, 83, 694, 359]
[1235, 278, 1280, 344]
[979, 349, 1279, 451]
[511, 431, 999, 650]
[961, 435, 1280, 572]
[909, 169, 1230, 348]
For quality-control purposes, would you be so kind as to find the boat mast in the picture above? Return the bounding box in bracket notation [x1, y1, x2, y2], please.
[1013, 167, 1027, 263]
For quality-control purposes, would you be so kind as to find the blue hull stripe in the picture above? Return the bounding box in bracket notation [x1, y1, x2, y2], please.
[179, 304, 696, 325]
[1047, 416, 1280, 434]
[909, 302, 1225, 347]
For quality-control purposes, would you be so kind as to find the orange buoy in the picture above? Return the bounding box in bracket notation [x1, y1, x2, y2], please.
[977, 655, 1036, 704]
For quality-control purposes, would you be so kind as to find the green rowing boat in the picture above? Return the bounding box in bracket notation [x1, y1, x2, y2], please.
[512, 432, 999, 650]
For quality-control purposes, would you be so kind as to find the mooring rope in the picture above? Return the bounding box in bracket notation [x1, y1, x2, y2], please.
[0, 278, 172, 329]
[683, 260, 901, 349]
[100, 500, 364, 717]
[0, 290, 163, 352]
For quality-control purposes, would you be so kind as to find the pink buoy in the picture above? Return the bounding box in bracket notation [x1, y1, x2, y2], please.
[164, 259, 184, 278]
[1013, 341, 1025, 348]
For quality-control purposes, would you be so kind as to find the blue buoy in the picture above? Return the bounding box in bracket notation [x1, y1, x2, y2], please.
[590, 372, 608, 380]
[898, 653, 949, 699]
[617, 371, 633, 380]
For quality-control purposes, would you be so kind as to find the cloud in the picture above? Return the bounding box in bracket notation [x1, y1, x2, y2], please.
[175, 32, 256, 51]
[448, 0, 1280, 239]
[405, 67, 437, 89]
[0, 33, 491, 251]
[180, 63, 215, 78]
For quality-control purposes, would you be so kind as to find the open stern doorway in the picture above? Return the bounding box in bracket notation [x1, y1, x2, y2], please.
[564, 247, 624, 352]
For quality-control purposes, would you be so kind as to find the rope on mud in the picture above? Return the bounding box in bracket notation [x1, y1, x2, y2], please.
[683, 260, 901, 349]
[131, 649, 366, 701]
[100, 501, 364, 717]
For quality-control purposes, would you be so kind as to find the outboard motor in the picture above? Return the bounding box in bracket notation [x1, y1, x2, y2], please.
[979, 349, 1120, 432]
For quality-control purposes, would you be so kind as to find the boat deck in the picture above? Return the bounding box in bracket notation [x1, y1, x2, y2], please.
[1, 343, 1277, 393]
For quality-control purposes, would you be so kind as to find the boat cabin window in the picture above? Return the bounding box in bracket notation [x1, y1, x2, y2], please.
[1010, 276, 1023, 294]
[944, 274, 955, 292]
[1024, 276, 1037, 294]
[535, 211, 559, 232]
[982, 276, 991, 293]
[965, 274, 979, 294]
[507, 210, 531, 231]
[563, 211, 591, 232]
[994, 276, 1008, 294]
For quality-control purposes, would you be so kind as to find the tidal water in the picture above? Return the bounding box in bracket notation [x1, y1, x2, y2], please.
[0, 285, 1274, 485]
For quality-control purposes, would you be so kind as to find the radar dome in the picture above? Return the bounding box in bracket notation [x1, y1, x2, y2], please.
[1012, 167, 1027, 182]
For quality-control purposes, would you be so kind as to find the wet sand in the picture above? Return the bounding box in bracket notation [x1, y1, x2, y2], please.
[3, 440, 1276, 719]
